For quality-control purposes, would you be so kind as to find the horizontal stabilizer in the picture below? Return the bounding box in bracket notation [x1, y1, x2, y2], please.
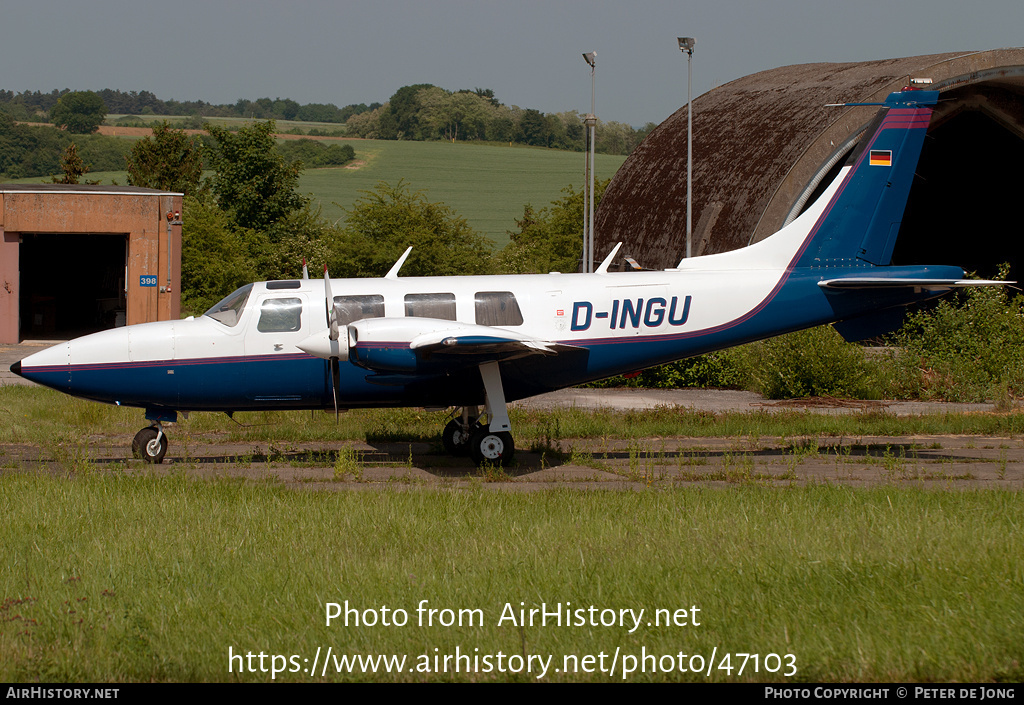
[818, 278, 1012, 292]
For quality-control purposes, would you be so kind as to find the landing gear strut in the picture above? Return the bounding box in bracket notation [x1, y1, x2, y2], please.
[444, 362, 516, 466]
[132, 422, 168, 464]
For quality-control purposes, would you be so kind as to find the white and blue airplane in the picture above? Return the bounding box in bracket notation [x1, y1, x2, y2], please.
[11, 88, 1004, 466]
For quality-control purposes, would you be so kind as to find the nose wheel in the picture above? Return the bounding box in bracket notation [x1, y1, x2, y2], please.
[132, 424, 168, 464]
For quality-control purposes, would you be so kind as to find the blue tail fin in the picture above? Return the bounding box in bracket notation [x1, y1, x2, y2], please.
[797, 90, 938, 268]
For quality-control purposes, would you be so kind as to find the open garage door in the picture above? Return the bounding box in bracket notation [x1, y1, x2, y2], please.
[19, 233, 128, 339]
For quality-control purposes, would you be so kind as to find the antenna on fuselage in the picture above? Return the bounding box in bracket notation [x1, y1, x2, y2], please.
[595, 242, 622, 274]
[385, 246, 414, 279]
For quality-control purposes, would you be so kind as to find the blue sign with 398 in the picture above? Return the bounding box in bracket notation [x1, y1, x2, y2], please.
[140, 275, 158, 288]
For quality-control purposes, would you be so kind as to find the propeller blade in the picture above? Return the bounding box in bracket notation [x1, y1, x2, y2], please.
[332, 358, 341, 423]
[324, 266, 339, 341]
[302, 258, 309, 280]
[325, 357, 341, 423]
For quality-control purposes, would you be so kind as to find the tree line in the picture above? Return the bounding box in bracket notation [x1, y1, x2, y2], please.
[348, 84, 655, 154]
[0, 85, 355, 181]
[0, 112, 129, 178]
[1, 85, 656, 155]
[0, 88, 380, 125]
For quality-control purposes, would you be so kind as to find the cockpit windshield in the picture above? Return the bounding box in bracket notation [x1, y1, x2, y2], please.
[204, 284, 253, 327]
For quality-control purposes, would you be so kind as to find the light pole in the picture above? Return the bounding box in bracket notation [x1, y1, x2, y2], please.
[678, 36, 695, 259]
[582, 50, 597, 273]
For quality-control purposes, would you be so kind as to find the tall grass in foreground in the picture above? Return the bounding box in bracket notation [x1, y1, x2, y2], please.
[1, 475, 1020, 682]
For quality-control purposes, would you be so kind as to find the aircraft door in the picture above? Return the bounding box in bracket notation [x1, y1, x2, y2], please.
[242, 293, 321, 404]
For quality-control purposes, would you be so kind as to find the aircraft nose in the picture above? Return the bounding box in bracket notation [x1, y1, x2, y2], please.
[12, 341, 72, 391]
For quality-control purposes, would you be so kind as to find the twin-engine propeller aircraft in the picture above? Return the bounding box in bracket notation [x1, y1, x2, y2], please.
[11, 89, 1006, 466]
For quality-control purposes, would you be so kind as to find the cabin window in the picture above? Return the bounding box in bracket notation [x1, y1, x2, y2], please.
[405, 293, 456, 320]
[204, 283, 253, 327]
[333, 295, 385, 326]
[257, 297, 302, 333]
[474, 291, 524, 326]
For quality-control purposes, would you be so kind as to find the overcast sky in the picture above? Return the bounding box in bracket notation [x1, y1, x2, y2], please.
[2, 0, 1022, 126]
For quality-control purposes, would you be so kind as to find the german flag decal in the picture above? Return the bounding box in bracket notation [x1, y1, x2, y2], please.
[869, 150, 892, 166]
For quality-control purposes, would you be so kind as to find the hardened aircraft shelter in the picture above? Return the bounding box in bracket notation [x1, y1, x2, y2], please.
[596, 48, 1024, 280]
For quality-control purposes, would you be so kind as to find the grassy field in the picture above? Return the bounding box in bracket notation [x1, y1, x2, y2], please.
[1, 475, 1020, 682]
[297, 140, 625, 246]
[3, 387, 1021, 682]
[11, 135, 626, 247]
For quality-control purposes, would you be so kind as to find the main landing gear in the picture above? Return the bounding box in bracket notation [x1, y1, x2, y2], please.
[442, 361, 516, 467]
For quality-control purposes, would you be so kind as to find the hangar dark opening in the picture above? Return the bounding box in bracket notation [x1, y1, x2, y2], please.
[893, 108, 1024, 281]
[18, 233, 128, 339]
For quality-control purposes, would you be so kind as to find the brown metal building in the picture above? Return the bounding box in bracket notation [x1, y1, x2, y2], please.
[0, 184, 183, 344]
[597, 48, 1024, 278]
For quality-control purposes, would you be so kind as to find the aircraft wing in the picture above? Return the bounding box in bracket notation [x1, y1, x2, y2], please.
[818, 278, 1012, 292]
[299, 317, 581, 374]
[409, 327, 564, 359]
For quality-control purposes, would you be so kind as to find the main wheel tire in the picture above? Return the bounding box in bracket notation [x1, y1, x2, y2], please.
[442, 419, 478, 456]
[469, 428, 514, 467]
[132, 427, 168, 464]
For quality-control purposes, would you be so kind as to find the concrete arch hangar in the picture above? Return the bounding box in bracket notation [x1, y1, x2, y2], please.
[595, 48, 1024, 280]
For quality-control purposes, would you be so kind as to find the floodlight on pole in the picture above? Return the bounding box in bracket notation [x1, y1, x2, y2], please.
[582, 51, 597, 273]
[678, 37, 695, 259]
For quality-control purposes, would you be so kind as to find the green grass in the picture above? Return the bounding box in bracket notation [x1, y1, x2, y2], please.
[297, 140, 625, 246]
[2, 387, 1022, 681]
[0, 476, 1020, 682]
[8, 137, 625, 247]
[6, 386, 1024, 449]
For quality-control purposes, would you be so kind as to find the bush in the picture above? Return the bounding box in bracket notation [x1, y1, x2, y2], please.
[276, 138, 354, 168]
[734, 326, 885, 399]
[592, 326, 888, 400]
[588, 351, 747, 390]
[887, 265, 1024, 402]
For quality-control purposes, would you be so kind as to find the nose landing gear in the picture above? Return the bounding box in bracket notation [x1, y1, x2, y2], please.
[132, 409, 178, 464]
[132, 423, 168, 464]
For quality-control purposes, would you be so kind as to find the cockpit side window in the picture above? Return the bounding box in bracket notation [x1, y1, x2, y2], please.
[405, 293, 456, 320]
[334, 295, 385, 326]
[474, 291, 524, 326]
[257, 297, 303, 333]
[204, 283, 253, 327]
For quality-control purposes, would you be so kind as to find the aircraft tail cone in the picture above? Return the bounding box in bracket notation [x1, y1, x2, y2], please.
[10, 361, 22, 377]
